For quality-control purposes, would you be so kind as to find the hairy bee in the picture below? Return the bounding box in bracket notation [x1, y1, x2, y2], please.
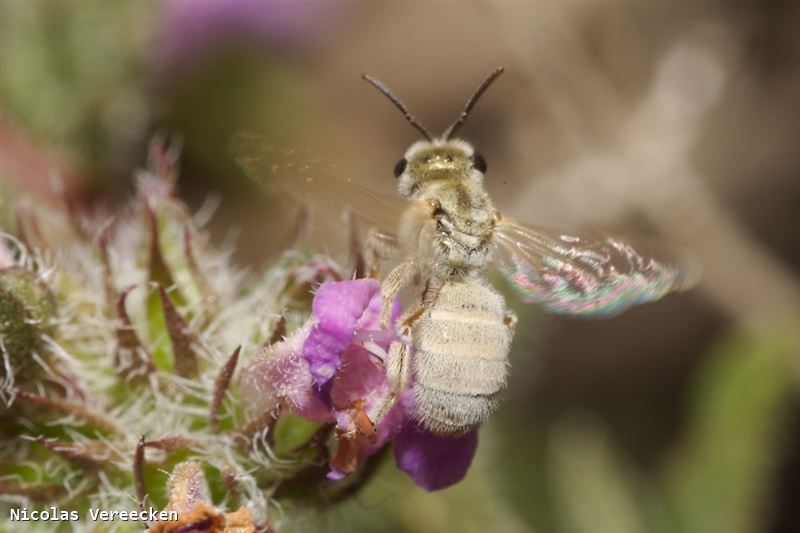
[236, 67, 698, 436]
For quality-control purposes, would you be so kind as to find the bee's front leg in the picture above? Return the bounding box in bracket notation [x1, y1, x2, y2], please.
[379, 257, 419, 329]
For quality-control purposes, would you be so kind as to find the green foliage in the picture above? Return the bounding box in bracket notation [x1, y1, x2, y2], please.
[541, 327, 797, 533]
[662, 330, 796, 533]
[0, 1, 151, 179]
[0, 268, 56, 385]
[0, 144, 349, 531]
[549, 418, 649, 533]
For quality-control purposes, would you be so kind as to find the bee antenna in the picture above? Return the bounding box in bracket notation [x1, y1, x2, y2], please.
[362, 73, 433, 141]
[443, 66, 505, 140]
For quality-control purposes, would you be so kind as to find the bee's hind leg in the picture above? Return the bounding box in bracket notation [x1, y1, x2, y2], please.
[504, 309, 518, 332]
[371, 312, 415, 429]
[373, 256, 426, 427]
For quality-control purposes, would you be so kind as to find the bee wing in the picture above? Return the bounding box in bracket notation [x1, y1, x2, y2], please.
[230, 131, 405, 233]
[493, 216, 701, 317]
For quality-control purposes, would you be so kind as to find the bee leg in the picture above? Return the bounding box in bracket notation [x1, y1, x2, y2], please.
[379, 257, 419, 329]
[364, 228, 400, 278]
[504, 310, 518, 332]
[373, 299, 429, 426]
[372, 326, 412, 427]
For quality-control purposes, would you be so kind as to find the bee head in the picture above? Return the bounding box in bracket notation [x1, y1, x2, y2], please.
[362, 67, 502, 197]
[393, 139, 487, 198]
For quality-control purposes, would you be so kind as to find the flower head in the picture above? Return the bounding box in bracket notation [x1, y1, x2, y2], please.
[242, 278, 478, 490]
[150, 461, 255, 533]
[155, 0, 343, 76]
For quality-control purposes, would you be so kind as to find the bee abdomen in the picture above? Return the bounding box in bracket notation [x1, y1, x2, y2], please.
[411, 281, 513, 435]
[413, 385, 500, 435]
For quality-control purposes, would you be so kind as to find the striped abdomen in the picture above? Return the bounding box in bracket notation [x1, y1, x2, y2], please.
[411, 280, 514, 435]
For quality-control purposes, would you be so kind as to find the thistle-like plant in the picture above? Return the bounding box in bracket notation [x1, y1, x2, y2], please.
[0, 139, 475, 532]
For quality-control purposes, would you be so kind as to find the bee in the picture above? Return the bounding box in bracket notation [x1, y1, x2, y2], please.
[234, 67, 699, 436]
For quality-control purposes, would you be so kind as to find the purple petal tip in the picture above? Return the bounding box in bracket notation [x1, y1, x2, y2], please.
[394, 423, 479, 491]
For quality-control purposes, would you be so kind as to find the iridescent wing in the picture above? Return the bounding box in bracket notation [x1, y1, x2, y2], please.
[493, 216, 700, 317]
[230, 131, 405, 233]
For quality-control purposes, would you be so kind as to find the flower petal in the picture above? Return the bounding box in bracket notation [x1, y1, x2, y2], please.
[394, 423, 479, 491]
[362, 398, 405, 459]
[329, 346, 386, 409]
[302, 279, 381, 385]
[240, 321, 328, 421]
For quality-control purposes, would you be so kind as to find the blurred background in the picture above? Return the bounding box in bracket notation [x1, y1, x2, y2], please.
[2, 1, 799, 532]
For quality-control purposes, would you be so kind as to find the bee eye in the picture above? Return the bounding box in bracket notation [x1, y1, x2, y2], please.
[393, 158, 407, 178]
[472, 152, 487, 173]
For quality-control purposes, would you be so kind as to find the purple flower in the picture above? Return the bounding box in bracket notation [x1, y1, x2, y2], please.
[394, 422, 479, 491]
[302, 279, 389, 385]
[240, 321, 330, 422]
[155, 0, 345, 76]
[242, 279, 479, 490]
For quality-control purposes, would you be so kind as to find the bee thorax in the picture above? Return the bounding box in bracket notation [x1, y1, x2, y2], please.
[426, 184, 495, 274]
